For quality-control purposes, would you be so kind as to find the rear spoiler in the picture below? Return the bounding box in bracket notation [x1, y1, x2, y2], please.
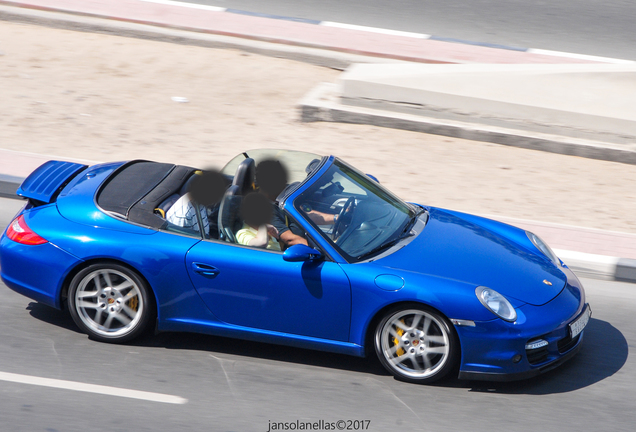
[17, 160, 88, 204]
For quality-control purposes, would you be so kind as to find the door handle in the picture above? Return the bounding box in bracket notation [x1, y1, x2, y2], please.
[192, 262, 220, 278]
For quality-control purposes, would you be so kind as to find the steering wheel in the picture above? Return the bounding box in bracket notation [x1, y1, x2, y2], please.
[333, 196, 356, 243]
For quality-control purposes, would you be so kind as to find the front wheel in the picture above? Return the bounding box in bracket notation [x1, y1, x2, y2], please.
[375, 306, 458, 384]
[68, 263, 155, 343]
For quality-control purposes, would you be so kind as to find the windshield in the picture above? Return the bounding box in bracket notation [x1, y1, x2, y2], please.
[293, 159, 416, 261]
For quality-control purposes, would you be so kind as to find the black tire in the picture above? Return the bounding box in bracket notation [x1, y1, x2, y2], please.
[374, 305, 459, 384]
[68, 263, 155, 343]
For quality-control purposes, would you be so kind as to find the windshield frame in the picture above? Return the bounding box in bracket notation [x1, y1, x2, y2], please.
[287, 157, 418, 263]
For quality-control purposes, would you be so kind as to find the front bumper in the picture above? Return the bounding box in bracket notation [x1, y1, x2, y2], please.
[458, 337, 584, 381]
[456, 269, 589, 381]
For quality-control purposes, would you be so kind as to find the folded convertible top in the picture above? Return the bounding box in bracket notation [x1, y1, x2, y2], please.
[97, 160, 176, 217]
[96, 160, 199, 229]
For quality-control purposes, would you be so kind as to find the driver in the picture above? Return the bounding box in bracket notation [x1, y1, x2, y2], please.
[255, 159, 336, 248]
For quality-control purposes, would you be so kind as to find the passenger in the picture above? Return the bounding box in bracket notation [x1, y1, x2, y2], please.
[236, 192, 281, 251]
[165, 193, 209, 233]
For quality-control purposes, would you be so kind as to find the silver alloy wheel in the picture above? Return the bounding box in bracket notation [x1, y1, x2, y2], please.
[73, 269, 144, 338]
[378, 309, 451, 380]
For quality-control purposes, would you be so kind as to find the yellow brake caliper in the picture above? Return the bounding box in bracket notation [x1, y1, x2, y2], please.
[127, 295, 139, 312]
[393, 320, 405, 357]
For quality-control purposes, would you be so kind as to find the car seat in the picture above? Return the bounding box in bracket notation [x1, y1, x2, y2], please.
[217, 158, 255, 242]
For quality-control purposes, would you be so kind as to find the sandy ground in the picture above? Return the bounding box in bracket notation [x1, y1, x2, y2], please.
[1, 20, 635, 233]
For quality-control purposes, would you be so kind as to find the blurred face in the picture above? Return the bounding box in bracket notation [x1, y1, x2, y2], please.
[188, 170, 226, 206]
[256, 159, 288, 199]
[240, 192, 273, 227]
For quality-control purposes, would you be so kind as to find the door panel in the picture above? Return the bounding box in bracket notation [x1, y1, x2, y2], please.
[185, 240, 352, 342]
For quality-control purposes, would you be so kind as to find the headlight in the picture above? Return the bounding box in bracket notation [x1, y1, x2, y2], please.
[476, 286, 517, 322]
[526, 231, 560, 266]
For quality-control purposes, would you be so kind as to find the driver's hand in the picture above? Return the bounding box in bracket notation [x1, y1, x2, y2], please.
[279, 231, 308, 247]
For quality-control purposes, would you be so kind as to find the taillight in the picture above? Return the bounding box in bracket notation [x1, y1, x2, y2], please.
[6, 215, 48, 245]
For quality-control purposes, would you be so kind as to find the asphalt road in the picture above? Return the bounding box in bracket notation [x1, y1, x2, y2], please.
[183, 0, 636, 60]
[0, 196, 634, 431]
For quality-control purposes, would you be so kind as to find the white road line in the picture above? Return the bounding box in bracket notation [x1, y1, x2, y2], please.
[0, 371, 188, 404]
[138, 0, 226, 11]
[321, 21, 430, 39]
[528, 48, 636, 64]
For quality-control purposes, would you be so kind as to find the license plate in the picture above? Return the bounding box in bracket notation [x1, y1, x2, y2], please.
[569, 305, 591, 339]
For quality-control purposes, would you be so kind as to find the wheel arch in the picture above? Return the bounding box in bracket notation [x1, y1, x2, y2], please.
[60, 258, 157, 313]
[362, 300, 461, 359]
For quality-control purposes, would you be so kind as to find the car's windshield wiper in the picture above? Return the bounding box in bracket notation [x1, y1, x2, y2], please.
[399, 207, 426, 238]
[357, 209, 426, 260]
[356, 237, 404, 261]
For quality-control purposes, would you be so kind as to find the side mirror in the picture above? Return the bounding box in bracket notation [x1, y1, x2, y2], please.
[366, 174, 379, 183]
[283, 244, 323, 262]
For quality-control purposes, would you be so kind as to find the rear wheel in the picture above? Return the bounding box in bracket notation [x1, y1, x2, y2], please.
[68, 263, 154, 343]
[375, 306, 458, 384]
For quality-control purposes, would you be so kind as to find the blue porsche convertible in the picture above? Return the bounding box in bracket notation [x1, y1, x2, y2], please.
[0, 149, 590, 384]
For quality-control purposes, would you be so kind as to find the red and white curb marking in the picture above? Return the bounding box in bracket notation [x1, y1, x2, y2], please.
[140, 0, 634, 64]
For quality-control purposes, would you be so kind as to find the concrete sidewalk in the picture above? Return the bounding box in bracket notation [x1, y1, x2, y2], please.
[0, 0, 635, 283]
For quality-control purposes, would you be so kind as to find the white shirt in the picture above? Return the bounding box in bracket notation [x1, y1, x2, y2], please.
[165, 194, 209, 234]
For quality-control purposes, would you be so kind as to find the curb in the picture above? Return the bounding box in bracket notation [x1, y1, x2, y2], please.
[6, 0, 633, 65]
[0, 175, 24, 200]
[141, 1, 635, 64]
[1, 1, 634, 67]
[0, 4, 399, 70]
[1, 171, 634, 284]
[554, 249, 636, 284]
[616, 259, 636, 282]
